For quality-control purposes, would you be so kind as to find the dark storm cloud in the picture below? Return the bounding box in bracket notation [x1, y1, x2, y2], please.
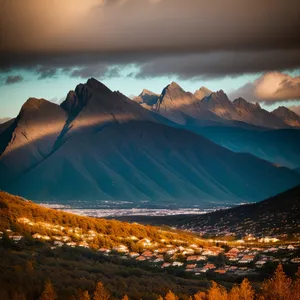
[70, 63, 121, 79]
[1, 0, 300, 78]
[4, 75, 24, 85]
[35, 66, 58, 79]
[134, 50, 300, 79]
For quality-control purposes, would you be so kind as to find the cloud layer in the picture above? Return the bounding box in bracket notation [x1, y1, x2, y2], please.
[1, 0, 300, 79]
[5, 75, 24, 85]
[229, 72, 300, 103]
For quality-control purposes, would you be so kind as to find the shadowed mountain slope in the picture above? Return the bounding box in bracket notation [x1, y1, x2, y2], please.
[0, 78, 299, 206]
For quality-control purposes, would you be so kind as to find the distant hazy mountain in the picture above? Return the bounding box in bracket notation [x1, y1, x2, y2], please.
[272, 106, 300, 127]
[0, 117, 11, 124]
[192, 126, 300, 169]
[233, 98, 289, 128]
[0, 78, 299, 205]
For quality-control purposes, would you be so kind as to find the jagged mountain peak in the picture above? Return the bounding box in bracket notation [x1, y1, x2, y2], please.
[233, 97, 261, 111]
[273, 106, 297, 115]
[86, 77, 111, 93]
[141, 89, 158, 96]
[199, 86, 212, 94]
[166, 81, 182, 91]
[272, 106, 300, 127]
[21, 97, 52, 112]
[194, 86, 212, 100]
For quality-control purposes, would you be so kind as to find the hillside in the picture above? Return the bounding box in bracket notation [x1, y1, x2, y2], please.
[1, 79, 299, 205]
[0, 191, 214, 299]
[174, 185, 300, 238]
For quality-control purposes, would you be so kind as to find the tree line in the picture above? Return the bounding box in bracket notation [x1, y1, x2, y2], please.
[6, 264, 298, 300]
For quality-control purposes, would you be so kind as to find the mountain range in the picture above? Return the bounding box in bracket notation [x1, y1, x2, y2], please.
[134, 83, 300, 129]
[0, 78, 299, 205]
[134, 84, 300, 169]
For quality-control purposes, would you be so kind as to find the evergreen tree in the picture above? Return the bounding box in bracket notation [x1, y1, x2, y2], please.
[194, 291, 206, 300]
[291, 266, 300, 300]
[39, 280, 57, 300]
[93, 282, 110, 300]
[229, 279, 254, 300]
[261, 264, 292, 300]
[165, 290, 178, 300]
[207, 281, 228, 300]
[78, 290, 90, 300]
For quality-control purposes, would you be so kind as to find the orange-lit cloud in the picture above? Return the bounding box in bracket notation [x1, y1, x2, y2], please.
[229, 72, 300, 103]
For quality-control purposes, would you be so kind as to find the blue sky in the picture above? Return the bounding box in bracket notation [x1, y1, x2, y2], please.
[0, 68, 291, 118]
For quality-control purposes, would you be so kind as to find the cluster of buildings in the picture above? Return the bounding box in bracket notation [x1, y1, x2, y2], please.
[1, 217, 299, 279]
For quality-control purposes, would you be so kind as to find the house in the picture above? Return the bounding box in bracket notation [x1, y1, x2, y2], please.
[113, 245, 129, 253]
[291, 257, 300, 264]
[9, 235, 23, 242]
[287, 245, 295, 250]
[258, 237, 280, 243]
[153, 257, 164, 263]
[54, 241, 64, 247]
[172, 261, 184, 267]
[161, 262, 171, 268]
[142, 250, 153, 259]
[182, 248, 195, 255]
[186, 264, 197, 269]
[98, 248, 111, 253]
[186, 255, 207, 261]
[239, 255, 255, 264]
[202, 249, 218, 256]
[61, 236, 70, 242]
[166, 249, 176, 255]
[136, 256, 147, 262]
[78, 241, 89, 248]
[203, 263, 216, 270]
[255, 260, 266, 268]
[66, 242, 76, 247]
[129, 252, 140, 258]
[32, 233, 50, 240]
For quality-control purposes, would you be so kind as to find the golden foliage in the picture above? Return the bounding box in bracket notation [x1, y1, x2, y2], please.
[164, 290, 179, 300]
[93, 282, 110, 300]
[39, 280, 57, 300]
[207, 281, 228, 300]
[261, 264, 292, 300]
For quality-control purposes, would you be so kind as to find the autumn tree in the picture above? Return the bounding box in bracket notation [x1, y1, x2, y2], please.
[93, 282, 110, 300]
[228, 278, 254, 300]
[207, 281, 228, 300]
[78, 290, 91, 300]
[157, 295, 164, 300]
[194, 291, 206, 300]
[290, 266, 300, 300]
[165, 290, 179, 300]
[39, 280, 57, 300]
[261, 264, 292, 300]
[122, 295, 129, 300]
